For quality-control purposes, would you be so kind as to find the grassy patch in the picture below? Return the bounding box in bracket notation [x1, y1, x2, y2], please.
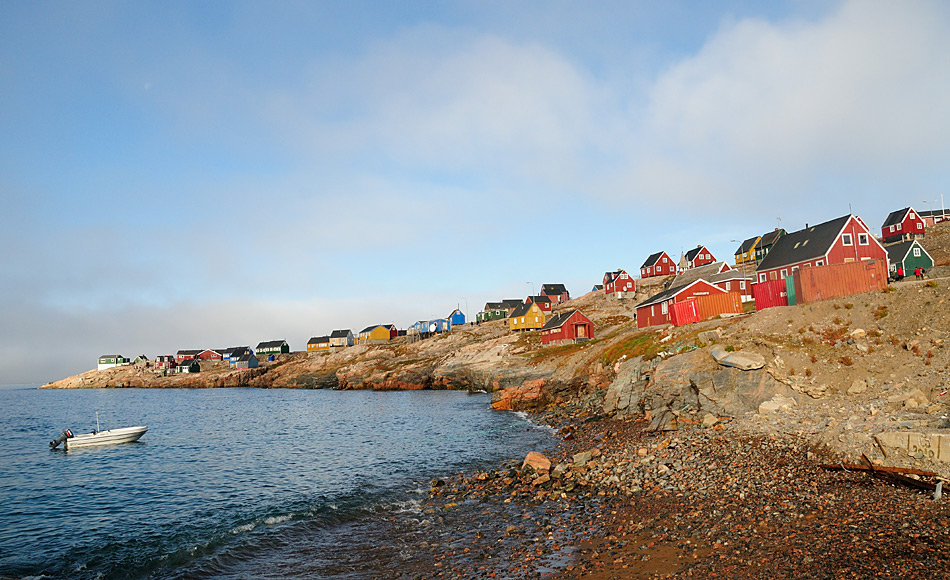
[926, 280, 938, 289]
[600, 332, 663, 364]
[838, 355, 854, 367]
[873, 305, 889, 320]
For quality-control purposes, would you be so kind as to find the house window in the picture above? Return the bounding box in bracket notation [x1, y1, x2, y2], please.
[651, 305, 655, 316]
[858, 233, 869, 245]
[661, 302, 668, 315]
[792, 266, 799, 272]
[759, 273, 766, 282]
[842, 234, 852, 246]
[816, 260, 824, 266]
[914, 247, 921, 257]
[781, 269, 788, 278]
[917, 223, 923, 230]
[890, 225, 895, 232]
[740, 281, 746, 290]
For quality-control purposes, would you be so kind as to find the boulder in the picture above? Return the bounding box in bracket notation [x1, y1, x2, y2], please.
[847, 379, 867, 395]
[603, 358, 644, 415]
[702, 413, 719, 428]
[522, 451, 552, 472]
[714, 349, 766, 371]
[758, 394, 797, 414]
[698, 329, 722, 345]
[573, 450, 593, 467]
[851, 328, 866, 339]
[491, 378, 546, 410]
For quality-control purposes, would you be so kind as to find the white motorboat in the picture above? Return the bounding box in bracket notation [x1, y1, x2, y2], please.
[50, 414, 147, 450]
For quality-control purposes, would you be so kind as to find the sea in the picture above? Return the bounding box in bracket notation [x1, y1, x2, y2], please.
[0, 385, 555, 579]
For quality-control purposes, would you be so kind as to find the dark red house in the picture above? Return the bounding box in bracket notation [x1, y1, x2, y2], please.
[603, 269, 635, 298]
[540, 284, 570, 303]
[635, 279, 727, 329]
[525, 295, 553, 312]
[881, 207, 925, 243]
[684, 245, 716, 270]
[640, 251, 676, 278]
[541, 310, 594, 346]
[197, 349, 223, 361]
[176, 349, 201, 362]
[155, 355, 177, 370]
[756, 214, 888, 283]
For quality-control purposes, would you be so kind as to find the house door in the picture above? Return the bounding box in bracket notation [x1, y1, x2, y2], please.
[575, 324, 587, 338]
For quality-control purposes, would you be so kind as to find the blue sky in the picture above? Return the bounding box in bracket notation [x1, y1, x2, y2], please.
[3, 0, 950, 383]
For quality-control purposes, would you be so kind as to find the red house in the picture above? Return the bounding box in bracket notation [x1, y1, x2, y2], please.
[541, 310, 594, 346]
[756, 214, 888, 283]
[197, 349, 223, 361]
[525, 295, 553, 312]
[540, 283, 570, 303]
[603, 269, 635, 298]
[881, 207, 925, 243]
[176, 349, 201, 362]
[155, 355, 177, 370]
[919, 209, 950, 227]
[640, 251, 676, 278]
[684, 245, 715, 270]
[670, 261, 754, 303]
[635, 279, 727, 329]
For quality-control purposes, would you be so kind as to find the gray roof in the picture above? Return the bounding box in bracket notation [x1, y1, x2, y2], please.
[256, 340, 287, 349]
[886, 240, 931, 264]
[919, 209, 950, 218]
[882, 207, 911, 229]
[527, 295, 551, 304]
[685, 246, 708, 262]
[484, 301, 504, 310]
[541, 309, 589, 331]
[329, 329, 352, 338]
[509, 302, 534, 318]
[756, 215, 851, 272]
[734, 236, 758, 255]
[501, 299, 524, 309]
[176, 349, 202, 356]
[308, 336, 331, 344]
[758, 229, 786, 248]
[640, 252, 665, 268]
[636, 279, 722, 309]
[670, 261, 730, 288]
[541, 283, 568, 296]
[603, 270, 622, 284]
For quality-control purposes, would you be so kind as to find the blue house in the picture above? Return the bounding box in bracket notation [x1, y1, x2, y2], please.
[448, 308, 465, 326]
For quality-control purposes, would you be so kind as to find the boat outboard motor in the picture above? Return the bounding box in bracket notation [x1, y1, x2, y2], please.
[49, 429, 73, 449]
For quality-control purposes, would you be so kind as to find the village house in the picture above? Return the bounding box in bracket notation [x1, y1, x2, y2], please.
[669, 261, 754, 302]
[477, 302, 507, 322]
[541, 310, 594, 346]
[540, 284, 570, 303]
[684, 245, 716, 270]
[97, 354, 130, 371]
[132, 355, 149, 366]
[329, 329, 355, 348]
[919, 208, 950, 227]
[176, 358, 201, 373]
[225, 346, 253, 364]
[525, 295, 553, 312]
[508, 301, 546, 331]
[635, 279, 728, 329]
[886, 240, 934, 276]
[233, 353, 258, 369]
[755, 214, 888, 283]
[175, 349, 202, 362]
[881, 207, 925, 243]
[640, 251, 676, 278]
[196, 349, 223, 361]
[603, 269, 635, 298]
[734, 236, 760, 266]
[307, 336, 331, 352]
[755, 229, 787, 263]
[358, 324, 397, 344]
[256, 340, 290, 355]
[591, 284, 603, 292]
[154, 355, 177, 370]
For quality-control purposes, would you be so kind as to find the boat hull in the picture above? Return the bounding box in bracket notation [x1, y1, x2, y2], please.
[63, 426, 148, 450]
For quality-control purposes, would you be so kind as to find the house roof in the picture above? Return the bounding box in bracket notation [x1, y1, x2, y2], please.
[734, 236, 759, 255]
[98, 354, 124, 359]
[685, 246, 707, 262]
[308, 336, 331, 344]
[886, 240, 932, 264]
[177, 349, 202, 356]
[509, 302, 537, 318]
[541, 283, 568, 296]
[636, 279, 725, 310]
[542, 309, 590, 331]
[756, 215, 852, 272]
[919, 209, 950, 218]
[237, 353, 256, 362]
[256, 340, 287, 349]
[484, 301, 504, 310]
[641, 252, 665, 268]
[527, 295, 551, 304]
[759, 228, 786, 248]
[670, 261, 731, 288]
[501, 299, 524, 309]
[329, 329, 352, 338]
[883, 207, 912, 229]
[604, 270, 623, 284]
[592, 284, 603, 291]
[226, 346, 251, 356]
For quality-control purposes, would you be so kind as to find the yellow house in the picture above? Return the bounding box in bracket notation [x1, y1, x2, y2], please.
[508, 301, 546, 331]
[734, 235, 761, 265]
[307, 335, 331, 352]
[358, 324, 396, 344]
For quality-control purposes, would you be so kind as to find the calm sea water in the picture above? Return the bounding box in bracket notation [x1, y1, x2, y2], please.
[0, 386, 554, 579]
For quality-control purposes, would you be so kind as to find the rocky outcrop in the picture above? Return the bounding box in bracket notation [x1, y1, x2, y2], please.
[491, 379, 548, 411]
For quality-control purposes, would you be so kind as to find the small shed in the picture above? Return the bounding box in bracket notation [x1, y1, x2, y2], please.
[541, 310, 594, 346]
[233, 354, 259, 369]
[886, 240, 933, 275]
[448, 309, 466, 326]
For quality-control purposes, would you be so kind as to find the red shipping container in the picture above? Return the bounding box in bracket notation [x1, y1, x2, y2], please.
[694, 291, 743, 320]
[670, 300, 700, 326]
[752, 279, 788, 311]
[794, 259, 888, 304]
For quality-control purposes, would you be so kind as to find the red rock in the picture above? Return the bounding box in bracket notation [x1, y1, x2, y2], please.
[490, 379, 546, 410]
[522, 451, 552, 472]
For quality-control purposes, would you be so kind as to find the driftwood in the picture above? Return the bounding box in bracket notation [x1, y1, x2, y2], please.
[820, 454, 939, 494]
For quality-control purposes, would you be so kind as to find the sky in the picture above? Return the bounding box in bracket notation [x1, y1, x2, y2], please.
[3, 0, 950, 384]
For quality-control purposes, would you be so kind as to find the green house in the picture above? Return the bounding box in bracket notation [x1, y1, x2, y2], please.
[256, 340, 290, 355]
[887, 240, 934, 274]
